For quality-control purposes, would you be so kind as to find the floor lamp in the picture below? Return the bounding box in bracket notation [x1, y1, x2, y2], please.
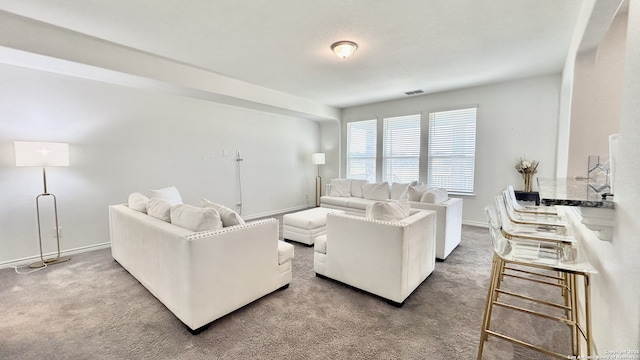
[312, 153, 325, 207]
[15, 141, 71, 268]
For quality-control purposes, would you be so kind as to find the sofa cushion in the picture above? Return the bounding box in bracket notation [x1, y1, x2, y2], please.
[146, 198, 173, 222]
[362, 182, 390, 201]
[402, 184, 429, 202]
[390, 181, 417, 200]
[346, 197, 374, 210]
[420, 188, 449, 204]
[350, 179, 369, 198]
[170, 204, 222, 232]
[277, 240, 295, 265]
[320, 196, 351, 207]
[329, 179, 351, 197]
[149, 186, 183, 205]
[201, 198, 245, 227]
[128, 192, 149, 213]
[366, 201, 411, 221]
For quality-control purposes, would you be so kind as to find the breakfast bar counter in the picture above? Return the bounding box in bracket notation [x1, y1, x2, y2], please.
[537, 178, 614, 209]
[537, 177, 615, 241]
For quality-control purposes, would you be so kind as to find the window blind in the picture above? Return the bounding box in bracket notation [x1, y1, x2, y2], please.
[428, 107, 477, 195]
[382, 114, 421, 183]
[346, 119, 377, 182]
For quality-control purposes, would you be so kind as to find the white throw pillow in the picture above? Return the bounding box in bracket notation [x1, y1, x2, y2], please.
[328, 179, 351, 197]
[390, 181, 417, 200]
[420, 188, 449, 204]
[350, 179, 369, 198]
[171, 204, 222, 232]
[128, 192, 149, 213]
[146, 198, 173, 222]
[362, 182, 390, 201]
[149, 186, 183, 205]
[201, 198, 245, 227]
[402, 184, 429, 202]
[366, 201, 411, 221]
[434, 188, 449, 202]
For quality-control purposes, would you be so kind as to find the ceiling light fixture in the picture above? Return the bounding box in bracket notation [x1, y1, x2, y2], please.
[331, 41, 358, 59]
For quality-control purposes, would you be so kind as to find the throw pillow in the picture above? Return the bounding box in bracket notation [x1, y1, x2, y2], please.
[350, 179, 369, 198]
[149, 186, 183, 205]
[366, 201, 411, 221]
[128, 192, 149, 213]
[420, 188, 449, 204]
[433, 188, 449, 203]
[402, 184, 429, 202]
[201, 198, 246, 227]
[362, 182, 390, 201]
[390, 181, 418, 200]
[171, 204, 222, 232]
[146, 198, 173, 222]
[328, 179, 351, 197]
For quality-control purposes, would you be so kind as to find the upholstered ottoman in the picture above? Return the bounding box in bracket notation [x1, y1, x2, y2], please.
[283, 207, 344, 245]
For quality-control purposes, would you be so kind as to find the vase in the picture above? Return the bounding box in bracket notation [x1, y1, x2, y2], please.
[522, 172, 533, 192]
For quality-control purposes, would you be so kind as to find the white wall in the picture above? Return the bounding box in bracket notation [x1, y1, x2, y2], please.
[0, 64, 319, 265]
[342, 75, 561, 225]
[567, 10, 626, 178]
[575, 2, 640, 352]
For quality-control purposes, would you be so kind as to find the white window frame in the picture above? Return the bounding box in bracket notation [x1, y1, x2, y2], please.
[382, 114, 421, 183]
[346, 119, 377, 182]
[427, 107, 477, 195]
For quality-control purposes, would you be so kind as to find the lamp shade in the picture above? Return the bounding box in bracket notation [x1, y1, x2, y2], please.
[312, 153, 325, 165]
[15, 141, 69, 167]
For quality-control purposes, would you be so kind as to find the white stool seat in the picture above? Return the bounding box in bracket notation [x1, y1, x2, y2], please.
[283, 207, 344, 245]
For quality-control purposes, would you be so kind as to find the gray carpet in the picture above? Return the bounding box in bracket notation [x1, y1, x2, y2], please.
[1, 221, 570, 359]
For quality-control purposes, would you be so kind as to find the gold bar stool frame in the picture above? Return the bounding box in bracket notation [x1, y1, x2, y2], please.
[477, 202, 596, 359]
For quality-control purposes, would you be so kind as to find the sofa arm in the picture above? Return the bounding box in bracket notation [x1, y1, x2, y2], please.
[408, 197, 463, 259]
[183, 218, 283, 328]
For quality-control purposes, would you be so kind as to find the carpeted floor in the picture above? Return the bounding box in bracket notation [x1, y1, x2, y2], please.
[0, 220, 570, 359]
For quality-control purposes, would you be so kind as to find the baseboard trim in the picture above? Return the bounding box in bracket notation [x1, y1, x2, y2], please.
[463, 220, 487, 228]
[0, 242, 111, 269]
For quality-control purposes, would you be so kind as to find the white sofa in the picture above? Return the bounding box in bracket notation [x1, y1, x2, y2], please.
[314, 209, 436, 306]
[320, 179, 463, 260]
[109, 204, 293, 333]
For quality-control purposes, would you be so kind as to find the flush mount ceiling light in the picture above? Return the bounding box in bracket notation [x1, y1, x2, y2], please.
[331, 41, 358, 59]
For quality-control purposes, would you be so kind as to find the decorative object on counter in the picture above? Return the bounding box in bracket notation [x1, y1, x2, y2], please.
[587, 155, 610, 193]
[515, 157, 538, 192]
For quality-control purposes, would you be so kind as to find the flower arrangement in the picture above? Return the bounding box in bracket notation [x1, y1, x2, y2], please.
[515, 158, 539, 174]
[515, 157, 538, 192]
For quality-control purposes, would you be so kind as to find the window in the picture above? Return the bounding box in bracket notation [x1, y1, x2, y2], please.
[382, 114, 421, 183]
[346, 119, 377, 182]
[427, 107, 477, 195]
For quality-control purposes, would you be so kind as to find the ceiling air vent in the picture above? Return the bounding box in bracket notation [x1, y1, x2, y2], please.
[404, 90, 424, 96]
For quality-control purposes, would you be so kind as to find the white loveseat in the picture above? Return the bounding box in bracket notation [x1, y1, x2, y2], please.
[109, 204, 293, 333]
[314, 209, 436, 306]
[320, 179, 463, 260]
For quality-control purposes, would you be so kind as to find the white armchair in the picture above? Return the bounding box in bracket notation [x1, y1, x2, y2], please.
[313, 209, 436, 306]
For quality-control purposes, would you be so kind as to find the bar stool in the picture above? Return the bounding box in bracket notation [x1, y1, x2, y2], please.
[501, 190, 568, 230]
[478, 202, 597, 359]
[507, 185, 558, 215]
[494, 195, 576, 243]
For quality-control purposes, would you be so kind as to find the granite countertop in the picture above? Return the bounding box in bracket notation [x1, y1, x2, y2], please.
[537, 178, 615, 209]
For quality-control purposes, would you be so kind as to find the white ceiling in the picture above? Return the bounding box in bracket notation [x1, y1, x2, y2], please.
[0, 0, 586, 109]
